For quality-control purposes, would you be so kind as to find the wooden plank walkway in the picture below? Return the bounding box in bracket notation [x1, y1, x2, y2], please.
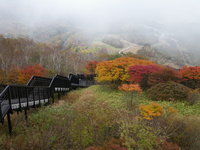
[0, 74, 95, 134]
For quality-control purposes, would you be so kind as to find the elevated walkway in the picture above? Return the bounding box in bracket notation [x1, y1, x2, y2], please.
[0, 74, 95, 134]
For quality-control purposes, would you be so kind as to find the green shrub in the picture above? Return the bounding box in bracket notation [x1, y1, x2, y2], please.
[187, 91, 200, 105]
[147, 82, 191, 102]
[181, 79, 200, 89]
[120, 122, 159, 150]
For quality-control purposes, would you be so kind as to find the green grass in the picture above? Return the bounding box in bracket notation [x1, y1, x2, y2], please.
[92, 85, 200, 117]
[0, 86, 126, 149]
[147, 100, 200, 117]
[0, 85, 200, 150]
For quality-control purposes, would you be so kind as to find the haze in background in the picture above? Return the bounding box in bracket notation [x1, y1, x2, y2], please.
[0, 0, 200, 65]
[0, 0, 199, 27]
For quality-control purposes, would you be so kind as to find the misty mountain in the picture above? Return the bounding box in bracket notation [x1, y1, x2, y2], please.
[0, 0, 200, 67]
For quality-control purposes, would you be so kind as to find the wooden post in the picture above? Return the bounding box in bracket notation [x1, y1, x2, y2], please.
[24, 109, 28, 121]
[33, 87, 36, 108]
[17, 88, 22, 111]
[8, 86, 13, 113]
[38, 88, 41, 107]
[58, 88, 61, 100]
[51, 88, 55, 103]
[7, 112, 12, 135]
[26, 88, 29, 110]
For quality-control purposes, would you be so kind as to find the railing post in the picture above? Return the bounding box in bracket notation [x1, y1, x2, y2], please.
[17, 88, 22, 111]
[42, 88, 46, 103]
[58, 88, 61, 100]
[24, 109, 28, 121]
[26, 88, 29, 110]
[8, 86, 13, 113]
[47, 88, 51, 104]
[51, 88, 54, 103]
[0, 104, 3, 124]
[7, 111, 12, 135]
[38, 88, 41, 106]
[32, 87, 36, 108]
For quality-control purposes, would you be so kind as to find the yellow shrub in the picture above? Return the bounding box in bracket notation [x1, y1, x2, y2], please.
[139, 103, 164, 120]
[95, 57, 154, 82]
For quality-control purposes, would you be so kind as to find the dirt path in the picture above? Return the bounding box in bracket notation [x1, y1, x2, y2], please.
[119, 44, 142, 55]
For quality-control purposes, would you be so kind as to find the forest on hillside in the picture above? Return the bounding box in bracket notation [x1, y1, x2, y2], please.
[0, 35, 99, 84]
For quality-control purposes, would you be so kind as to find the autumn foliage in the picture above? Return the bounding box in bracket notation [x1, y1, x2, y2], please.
[129, 65, 181, 90]
[85, 61, 99, 74]
[148, 67, 181, 87]
[139, 103, 164, 120]
[95, 57, 154, 83]
[6, 67, 20, 84]
[129, 64, 162, 83]
[180, 66, 200, 89]
[17, 64, 46, 84]
[180, 66, 200, 80]
[118, 84, 142, 92]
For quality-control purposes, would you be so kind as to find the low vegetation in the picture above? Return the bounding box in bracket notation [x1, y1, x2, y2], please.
[147, 81, 192, 102]
[0, 85, 200, 150]
[1, 53, 200, 149]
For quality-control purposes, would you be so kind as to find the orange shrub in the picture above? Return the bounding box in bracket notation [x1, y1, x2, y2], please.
[85, 61, 99, 74]
[96, 57, 154, 83]
[167, 107, 178, 114]
[118, 84, 142, 93]
[139, 103, 164, 120]
[7, 67, 20, 84]
[18, 64, 46, 84]
[180, 66, 200, 89]
[180, 66, 200, 80]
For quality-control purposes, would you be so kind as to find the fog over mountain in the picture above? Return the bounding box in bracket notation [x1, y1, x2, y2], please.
[0, 0, 200, 66]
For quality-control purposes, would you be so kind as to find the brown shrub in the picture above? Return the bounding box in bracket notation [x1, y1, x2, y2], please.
[168, 117, 200, 150]
[84, 146, 101, 150]
[63, 90, 83, 104]
[85, 139, 127, 150]
[148, 67, 181, 87]
[147, 82, 191, 102]
[160, 141, 181, 150]
[102, 138, 127, 150]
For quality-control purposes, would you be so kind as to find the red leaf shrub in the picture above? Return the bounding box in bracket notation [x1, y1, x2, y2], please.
[129, 65, 181, 90]
[96, 57, 154, 83]
[180, 66, 200, 89]
[180, 66, 200, 80]
[129, 64, 162, 83]
[148, 67, 181, 87]
[18, 64, 46, 84]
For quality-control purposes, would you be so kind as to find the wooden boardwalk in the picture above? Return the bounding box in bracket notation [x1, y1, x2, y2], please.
[0, 74, 95, 134]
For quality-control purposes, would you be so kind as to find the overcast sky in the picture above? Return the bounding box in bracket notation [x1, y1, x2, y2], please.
[0, 0, 199, 26]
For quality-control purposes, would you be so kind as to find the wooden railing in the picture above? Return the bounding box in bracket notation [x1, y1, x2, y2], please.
[0, 74, 95, 134]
